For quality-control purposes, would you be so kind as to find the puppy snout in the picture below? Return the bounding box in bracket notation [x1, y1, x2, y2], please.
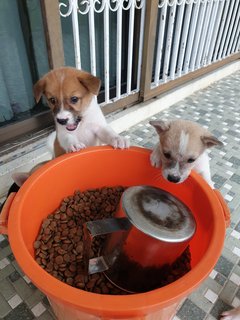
[167, 175, 180, 183]
[57, 118, 68, 125]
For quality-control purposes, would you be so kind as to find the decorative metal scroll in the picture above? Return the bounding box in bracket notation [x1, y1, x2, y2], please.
[59, 0, 144, 17]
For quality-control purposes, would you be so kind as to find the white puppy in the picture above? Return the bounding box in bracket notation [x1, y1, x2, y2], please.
[34, 67, 129, 157]
[150, 119, 223, 188]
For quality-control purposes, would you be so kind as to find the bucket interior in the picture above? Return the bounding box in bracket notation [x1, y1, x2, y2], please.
[8, 146, 226, 314]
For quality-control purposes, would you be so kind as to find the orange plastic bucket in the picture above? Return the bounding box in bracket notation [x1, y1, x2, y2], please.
[1, 146, 230, 320]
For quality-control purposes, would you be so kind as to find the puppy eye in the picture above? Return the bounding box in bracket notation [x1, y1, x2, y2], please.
[163, 152, 171, 159]
[187, 158, 195, 163]
[48, 97, 57, 105]
[70, 96, 79, 104]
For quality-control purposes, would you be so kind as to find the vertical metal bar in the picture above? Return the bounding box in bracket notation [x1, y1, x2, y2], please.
[195, 1, 213, 69]
[236, 33, 240, 51]
[72, 0, 81, 69]
[227, 3, 240, 55]
[104, 1, 110, 103]
[88, 1, 97, 75]
[177, 2, 193, 77]
[154, 3, 168, 85]
[202, 0, 219, 66]
[116, 1, 123, 99]
[183, 1, 200, 74]
[127, 1, 135, 94]
[224, 1, 239, 57]
[136, 1, 146, 91]
[140, 0, 158, 100]
[232, 13, 240, 52]
[212, 0, 230, 62]
[170, 2, 185, 80]
[189, 1, 207, 71]
[217, 0, 235, 59]
[162, 3, 177, 83]
[207, 0, 225, 64]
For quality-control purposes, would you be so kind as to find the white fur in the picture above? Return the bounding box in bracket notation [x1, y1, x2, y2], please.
[51, 97, 129, 155]
[150, 142, 161, 168]
[179, 130, 189, 155]
[46, 132, 56, 155]
[193, 152, 214, 188]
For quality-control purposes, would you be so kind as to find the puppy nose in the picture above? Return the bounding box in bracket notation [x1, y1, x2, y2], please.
[57, 118, 68, 125]
[167, 175, 180, 183]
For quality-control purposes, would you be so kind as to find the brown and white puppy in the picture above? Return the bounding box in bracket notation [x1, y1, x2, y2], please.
[34, 67, 129, 157]
[150, 119, 223, 188]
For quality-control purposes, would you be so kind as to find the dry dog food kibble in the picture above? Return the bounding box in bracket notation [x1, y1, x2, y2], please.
[34, 186, 191, 294]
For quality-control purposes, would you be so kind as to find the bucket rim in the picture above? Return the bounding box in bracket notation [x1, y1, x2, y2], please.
[8, 146, 226, 316]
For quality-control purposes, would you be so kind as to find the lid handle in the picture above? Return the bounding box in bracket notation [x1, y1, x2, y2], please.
[83, 217, 131, 275]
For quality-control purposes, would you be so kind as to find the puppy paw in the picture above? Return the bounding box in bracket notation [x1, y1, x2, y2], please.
[67, 143, 86, 153]
[110, 136, 129, 149]
[150, 151, 161, 168]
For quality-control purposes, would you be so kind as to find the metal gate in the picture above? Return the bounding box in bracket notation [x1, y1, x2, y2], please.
[59, 0, 240, 111]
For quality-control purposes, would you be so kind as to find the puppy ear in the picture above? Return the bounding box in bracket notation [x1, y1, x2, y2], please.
[201, 135, 223, 148]
[149, 120, 170, 135]
[33, 77, 46, 103]
[11, 172, 30, 187]
[77, 71, 101, 96]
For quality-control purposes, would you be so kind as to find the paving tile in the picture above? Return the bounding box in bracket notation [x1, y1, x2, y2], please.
[4, 302, 34, 320]
[8, 271, 21, 283]
[214, 256, 234, 278]
[204, 289, 218, 304]
[11, 278, 35, 301]
[0, 239, 10, 249]
[31, 302, 46, 317]
[0, 264, 15, 282]
[8, 294, 23, 309]
[230, 272, 240, 286]
[0, 293, 12, 318]
[11, 261, 24, 276]
[25, 290, 45, 309]
[210, 299, 232, 319]
[0, 245, 13, 260]
[0, 278, 16, 300]
[235, 287, 240, 301]
[231, 296, 240, 308]
[36, 310, 56, 320]
[205, 314, 217, 320]
[176, 298, 206, 320]
[214, 273, 227, 287]
[220, 248, 239, 264]
[219, 280, 238, 304]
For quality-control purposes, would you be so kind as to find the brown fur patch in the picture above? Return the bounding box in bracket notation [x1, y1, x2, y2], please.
[33, 67, 101, 113]
[33, 67, 102, 157]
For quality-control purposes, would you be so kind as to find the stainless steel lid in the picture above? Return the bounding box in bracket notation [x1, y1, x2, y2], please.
[122, 185, 196, 243]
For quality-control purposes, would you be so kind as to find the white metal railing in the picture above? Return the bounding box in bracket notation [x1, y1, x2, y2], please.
[59, 0, 240, 106]
[59, 0, 145, 106]
[152, 0, 240, 88]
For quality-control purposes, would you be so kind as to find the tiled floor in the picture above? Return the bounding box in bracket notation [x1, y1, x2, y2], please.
[1, 69, 240, 319]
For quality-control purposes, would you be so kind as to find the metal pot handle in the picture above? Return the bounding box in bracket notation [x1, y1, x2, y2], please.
[83, 217, 131, 275]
